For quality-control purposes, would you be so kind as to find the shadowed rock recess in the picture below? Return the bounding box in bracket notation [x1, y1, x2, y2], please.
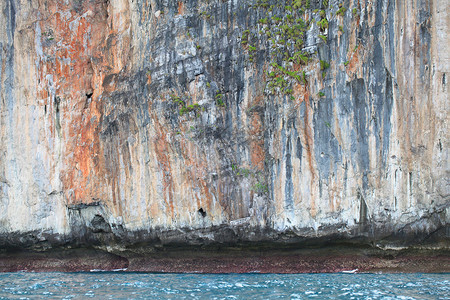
[0, 0, 448, 260]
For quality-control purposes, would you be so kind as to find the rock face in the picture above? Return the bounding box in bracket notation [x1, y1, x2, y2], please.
[0, 0, 448, 250]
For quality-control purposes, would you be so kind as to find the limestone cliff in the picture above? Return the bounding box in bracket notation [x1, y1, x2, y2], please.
[0, 0, 448, 251]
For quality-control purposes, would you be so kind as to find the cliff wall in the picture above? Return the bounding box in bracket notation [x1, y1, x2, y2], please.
[0, 0, 448, 250]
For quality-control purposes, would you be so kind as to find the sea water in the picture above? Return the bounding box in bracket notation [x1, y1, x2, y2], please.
[0, 272, 448, 299]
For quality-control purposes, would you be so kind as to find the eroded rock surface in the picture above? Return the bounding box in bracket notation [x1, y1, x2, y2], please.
[0, 0, 448, 251]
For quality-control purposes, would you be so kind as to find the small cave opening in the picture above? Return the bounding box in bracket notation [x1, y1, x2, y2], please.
[86, 91, 93, 99]
[90, 214, 111, 233]
[198, 208, 206, 218]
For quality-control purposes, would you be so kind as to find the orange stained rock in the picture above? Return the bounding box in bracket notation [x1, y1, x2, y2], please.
[153, 116, 175, 217]
[346, 46, 361, 74]
[178, 135, 214, 215]
[177, 2, 185, 15]
[34, 0, 117, 206]
[249, 114, 265, 171]
[292, 84, 317, 217]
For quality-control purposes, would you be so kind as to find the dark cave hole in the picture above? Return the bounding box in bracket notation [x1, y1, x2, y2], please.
[198, 208, 206, 218]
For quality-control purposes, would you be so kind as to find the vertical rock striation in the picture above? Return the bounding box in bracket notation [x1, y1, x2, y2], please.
[0, 0, 448, 250]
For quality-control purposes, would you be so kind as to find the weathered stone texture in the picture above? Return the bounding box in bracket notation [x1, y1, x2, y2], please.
[0, 0, 448, 249]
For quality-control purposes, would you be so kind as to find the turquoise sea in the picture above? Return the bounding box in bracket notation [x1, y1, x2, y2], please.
[0, 272, 449, 299]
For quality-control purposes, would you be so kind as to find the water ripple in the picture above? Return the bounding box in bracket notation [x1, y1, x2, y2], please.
[0, 272, 448, 299]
